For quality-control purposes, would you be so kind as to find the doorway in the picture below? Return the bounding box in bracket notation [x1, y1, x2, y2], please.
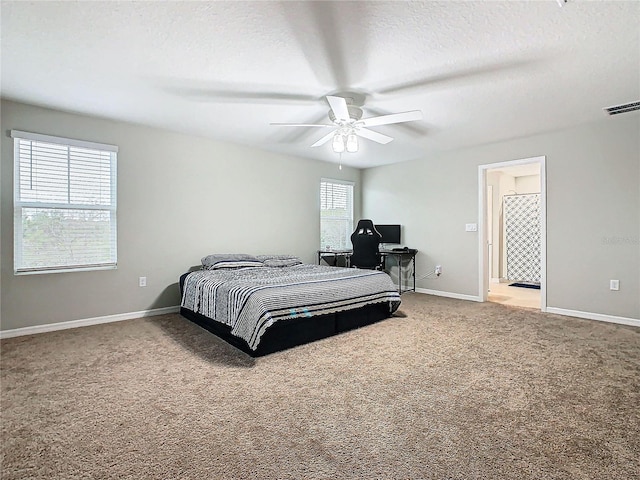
[478, 156, 546, 311]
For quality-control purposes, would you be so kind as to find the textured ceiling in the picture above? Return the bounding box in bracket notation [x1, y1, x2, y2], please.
[1, 1, 639, 168]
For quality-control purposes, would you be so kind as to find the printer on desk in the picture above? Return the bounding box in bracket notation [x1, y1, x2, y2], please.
[390, 246, 417, 254]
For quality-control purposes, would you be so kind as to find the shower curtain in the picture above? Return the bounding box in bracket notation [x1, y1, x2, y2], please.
[504, 193, 541, 283]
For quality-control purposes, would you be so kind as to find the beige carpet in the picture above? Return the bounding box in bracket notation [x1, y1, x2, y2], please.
[1, 293, 639, 480]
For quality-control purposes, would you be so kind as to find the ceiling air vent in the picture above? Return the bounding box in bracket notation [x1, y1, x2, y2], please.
[603, 101, 640, 116]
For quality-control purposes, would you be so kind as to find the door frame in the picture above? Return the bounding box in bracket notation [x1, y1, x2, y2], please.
[477, 156, 547, 311]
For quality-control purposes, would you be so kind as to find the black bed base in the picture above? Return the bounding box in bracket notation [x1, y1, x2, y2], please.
[179, 303, 391, 357]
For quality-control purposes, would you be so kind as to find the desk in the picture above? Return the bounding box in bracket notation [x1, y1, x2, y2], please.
[317, 248, 418, 295]
[317, 250, 352, 267]
[380, 249, 418, 294]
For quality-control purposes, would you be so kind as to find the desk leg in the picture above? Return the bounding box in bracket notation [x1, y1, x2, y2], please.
[397, 254, 402, 295]
[412, 255, 416, 292]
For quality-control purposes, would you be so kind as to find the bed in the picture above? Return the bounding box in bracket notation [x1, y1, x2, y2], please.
[179, 254, 401, 357]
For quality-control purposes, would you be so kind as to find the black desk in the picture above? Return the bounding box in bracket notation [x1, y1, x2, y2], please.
[317, 248, 418, 295]
[380, 249, 418, 294]
[317, 250, 352, 267]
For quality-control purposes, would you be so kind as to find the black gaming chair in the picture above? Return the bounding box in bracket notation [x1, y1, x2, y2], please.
[350, 219, 383, 269]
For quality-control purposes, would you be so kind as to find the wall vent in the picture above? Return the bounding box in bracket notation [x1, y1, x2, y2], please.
[603, 101, 640, 116]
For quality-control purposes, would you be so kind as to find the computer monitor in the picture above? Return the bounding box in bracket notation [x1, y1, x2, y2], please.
[375, 224, 401, 245]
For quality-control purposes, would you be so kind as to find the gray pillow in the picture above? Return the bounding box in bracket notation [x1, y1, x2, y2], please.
[263, 259, 302, 267]
[258, 255, 303, 267]
[201, 254, 264, 270]
[256, 254, 300, 261]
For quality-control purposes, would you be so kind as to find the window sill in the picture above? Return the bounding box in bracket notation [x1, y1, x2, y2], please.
[14, 264, 117, 276]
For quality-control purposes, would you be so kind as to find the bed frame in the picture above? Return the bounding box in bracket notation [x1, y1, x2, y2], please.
[179, 272, 392, 357]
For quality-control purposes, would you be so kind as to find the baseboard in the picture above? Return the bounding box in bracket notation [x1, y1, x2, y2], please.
[414, 287, 482, 302]
[406, 289, 638, 327]
[5, 302, 634, 340]
[545, 307, 640, 328]
[491, 278, 501, 284]
[0, 306, 180, 339]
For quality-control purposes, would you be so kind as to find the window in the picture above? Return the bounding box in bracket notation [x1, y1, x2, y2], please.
[320, 179, 354, 250]
[12, 130, 118, 274]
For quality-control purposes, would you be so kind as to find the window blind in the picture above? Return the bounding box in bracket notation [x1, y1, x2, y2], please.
[12, 130, 118, 274]
[320, 179, 354, 250]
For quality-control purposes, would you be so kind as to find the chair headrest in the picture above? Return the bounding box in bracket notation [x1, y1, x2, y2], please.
[356, 219, 375, 229]
[353, 219, 381, 237]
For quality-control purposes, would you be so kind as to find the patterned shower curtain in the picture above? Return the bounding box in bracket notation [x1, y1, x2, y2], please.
[504, 194, 541, 283]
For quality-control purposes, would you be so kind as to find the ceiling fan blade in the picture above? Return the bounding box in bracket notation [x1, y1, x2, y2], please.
[326, 96, 350, 122]
[359, 110, 423, 127]
[270, 123, 335, 127]
[279, 2, 366, 88]
[366, 107, 429, 136]
[375, 58, 541, 96]
[277, 112, 333, 144]
[171, 89, 319, 104]
[357, 128, 394, 144]
[311, 130, 338, 147]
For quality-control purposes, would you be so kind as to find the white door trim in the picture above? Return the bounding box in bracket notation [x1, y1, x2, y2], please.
[477, 156, 547, 311]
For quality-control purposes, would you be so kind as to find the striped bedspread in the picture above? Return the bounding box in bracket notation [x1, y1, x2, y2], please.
[181, 264, 401, 350]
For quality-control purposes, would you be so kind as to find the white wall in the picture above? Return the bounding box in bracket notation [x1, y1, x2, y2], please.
[486, 172, 502, 279]
[498, 173, 517, 279]
[515, 174, 541, 194]
[0, 100, 361, 330]
[363, 115, 640, 320]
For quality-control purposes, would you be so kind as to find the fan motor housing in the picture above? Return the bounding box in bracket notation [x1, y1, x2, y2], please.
[329, 105, 363, 123]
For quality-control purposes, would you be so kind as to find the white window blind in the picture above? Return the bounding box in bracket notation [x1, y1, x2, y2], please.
[12, 130, 118, 274]
[320, 179, 354, 250]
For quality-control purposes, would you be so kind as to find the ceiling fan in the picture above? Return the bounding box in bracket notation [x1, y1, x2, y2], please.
[270, 95, 423, 153]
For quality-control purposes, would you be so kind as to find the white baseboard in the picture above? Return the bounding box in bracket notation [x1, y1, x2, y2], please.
[490, 277, 501, 284]
[414, 287, 482, 302]
[409, 290, 639, 328]
[0, 305, 180, 339]
[5, 302, 634, 341]
[545, 307, 640, 328]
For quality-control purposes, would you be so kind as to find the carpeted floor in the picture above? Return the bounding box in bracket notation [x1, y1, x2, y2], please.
[1, 293, 639, 479]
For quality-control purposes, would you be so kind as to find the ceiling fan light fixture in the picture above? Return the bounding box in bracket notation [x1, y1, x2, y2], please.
[346, 133, 358, 153]
[332, 134, 345, 153]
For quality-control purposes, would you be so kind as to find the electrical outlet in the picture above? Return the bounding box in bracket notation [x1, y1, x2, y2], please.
[465, 223, 478, 232]
[139, 276, 147, 287]
[435, 265, 442, 276]
[610, 279, 619, 291]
